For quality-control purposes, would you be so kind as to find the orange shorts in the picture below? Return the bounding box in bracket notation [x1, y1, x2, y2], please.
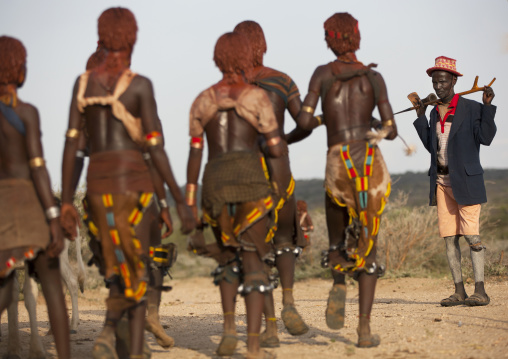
[436, 184, 480, 237]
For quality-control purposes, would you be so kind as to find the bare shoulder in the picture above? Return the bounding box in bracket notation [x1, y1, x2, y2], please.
[15, 100, 40, 127]
[130, 74, 154, 90]
[308, 64, 333, 87]
[313, 64, 331, 77]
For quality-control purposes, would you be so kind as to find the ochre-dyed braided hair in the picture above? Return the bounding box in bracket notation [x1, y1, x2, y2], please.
[233, 20, 267, 67]
[86, 48, 106, 70]
[296, 200, 308, 212]
[324, 13, 361, 56]
[0, 36, 27, 86]
[213, 32, 253, 76]
[98, 7, 138, 51]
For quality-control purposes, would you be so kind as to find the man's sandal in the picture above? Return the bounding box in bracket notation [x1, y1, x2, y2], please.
[465, 293, 490, 306]
[440, 293, 467, 307]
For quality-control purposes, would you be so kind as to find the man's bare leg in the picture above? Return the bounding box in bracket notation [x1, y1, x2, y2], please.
[216, 273, 239, 356]
[357, 270, 379, 347]
[215, 229, 240, 357]
[145, 268, 174, 348]
[260, 291, 279, 347]
[441, 235, 467, 306]
[464, 235, 489, 306]
[325, 194, 349, 329]
[94, 283, 123, 359]
[128, 301, 147, 357]
[275, 198, 308, 336]
[34, 252, 71, 359]
[239, 217, 273, 358]
[242, 250, 266, 358]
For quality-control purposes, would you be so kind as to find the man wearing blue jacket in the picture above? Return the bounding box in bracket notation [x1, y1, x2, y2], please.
[414, 56, 496, 307]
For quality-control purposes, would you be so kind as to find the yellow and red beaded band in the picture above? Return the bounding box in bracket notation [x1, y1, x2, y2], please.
[65, 128, 80, 139]
[186, 183, 197, 206]
[29, 157, 45, 168]
[146, 131, 163, 147]
[266, 136, 281, 147]
[190, 136, 204, 149]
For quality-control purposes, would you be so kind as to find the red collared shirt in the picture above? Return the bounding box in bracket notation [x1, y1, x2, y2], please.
[436, 94, 459, 133]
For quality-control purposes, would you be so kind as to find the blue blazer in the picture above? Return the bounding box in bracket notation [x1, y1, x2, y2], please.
[413, 97, 496, 206]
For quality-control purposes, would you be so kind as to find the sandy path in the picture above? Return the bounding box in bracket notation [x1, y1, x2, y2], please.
[1, 277, 507, 358]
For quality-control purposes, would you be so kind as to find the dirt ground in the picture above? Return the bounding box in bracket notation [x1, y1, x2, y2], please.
[1, 276, 507, 359]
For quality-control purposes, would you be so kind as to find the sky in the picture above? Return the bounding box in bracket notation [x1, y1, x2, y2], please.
[1, 0, 507, 190]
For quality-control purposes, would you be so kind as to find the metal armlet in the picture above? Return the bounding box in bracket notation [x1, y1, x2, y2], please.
[65, 128, 80, 139]
[301, 105, 315, 115]
[29, 157, 45, 168]
[186, 183, 197, 206]
[266, 136, 281, 147]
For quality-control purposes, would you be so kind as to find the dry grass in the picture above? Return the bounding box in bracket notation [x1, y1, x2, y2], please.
[295, 191, 507, 280]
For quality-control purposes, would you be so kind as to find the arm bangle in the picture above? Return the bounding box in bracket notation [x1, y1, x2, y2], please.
[382, 119, 394, 127]
[186, 183, 197, 206]
[147, 137, 163, 147]
[158, 198, 168, 209]
[66, 128, 80, 139]
[29, 157, 45, 168]
[315, 115, 323, 126]
[190, 136, 204, 149]
[302, 105, 315, 114]
[266, 136, 281, 147]
[146, 131, 163, 147]
[45, 206, 61, 221]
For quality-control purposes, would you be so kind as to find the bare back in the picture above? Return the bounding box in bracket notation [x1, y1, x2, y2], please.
[0, 101, 39, 180]
[298, 59, 396, 147]
[321, 62, 376, 146]
[205, 110, 261, 159]
[189, 80, 279, 160]
[78, 73, 149, 154]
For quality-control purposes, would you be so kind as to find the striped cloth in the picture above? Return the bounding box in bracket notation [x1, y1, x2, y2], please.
[252, 67, 300, 105]
[436, 102, 453, 186]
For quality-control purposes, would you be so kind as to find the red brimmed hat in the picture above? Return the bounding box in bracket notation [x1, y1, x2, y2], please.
[426, 56, 463, 77]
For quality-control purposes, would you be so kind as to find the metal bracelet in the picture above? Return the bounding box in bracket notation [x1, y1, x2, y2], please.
[315, 115, 323, 126]
[45, 206, 61, 220]
[158, 198, 168, 209]
[382, 119, 394, 127]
